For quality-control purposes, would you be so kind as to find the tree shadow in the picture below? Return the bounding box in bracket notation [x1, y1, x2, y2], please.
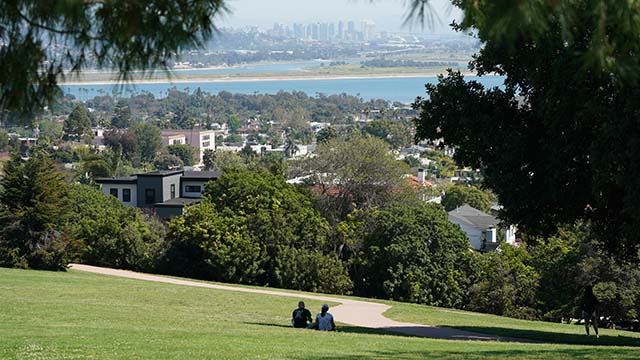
[292, 348, 640, 360]
[455, 326, 640, 347]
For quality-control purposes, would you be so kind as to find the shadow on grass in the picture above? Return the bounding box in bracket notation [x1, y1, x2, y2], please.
[294, 348, 640, 360]
[243, 322, 421, 338]
[455, 326, 640, 347]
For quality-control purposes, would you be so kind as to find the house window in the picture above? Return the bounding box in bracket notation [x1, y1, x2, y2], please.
[185, 185, 202, 193]
[203, 135, 210, 141]
[202, 141, 210, 147]
[122, 188, 131, 202]
[170, 184, 176, 199]
[145, 189, 156, 204]
[109, 188, 118, 198]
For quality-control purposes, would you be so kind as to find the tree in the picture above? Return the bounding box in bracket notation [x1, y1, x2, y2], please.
[111, 101, 133, 129]
[0, 129, 8, 151]
[303, 135, 410, 220]
[104, 129, 138, 162]
[168, 144, 195, 166]
[347, 204, 477, 307]
[63, 104, 92, 141]
[413, 2, 640, 255]
[441, 185, 491, 213]
[67, 184, 166, 272]
[203, 148, 216, 170]
[0, 1, 227, 123]
[153, 153, 184, 170]
[132, 123, 161, 164]
[468, 243, 540, 320]
[361, 119, 412, 150]
[316, 126, 337, 144]
[0, 153, 76, 270]
[164, 167, 352, 293]
[283, 137, 299, 158]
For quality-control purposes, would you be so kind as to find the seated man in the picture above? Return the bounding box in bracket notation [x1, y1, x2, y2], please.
[291, 301, 313, 328]
[314, 304, 336, 331]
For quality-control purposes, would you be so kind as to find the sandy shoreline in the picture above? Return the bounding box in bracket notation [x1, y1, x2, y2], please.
[61, 71, 476, 86]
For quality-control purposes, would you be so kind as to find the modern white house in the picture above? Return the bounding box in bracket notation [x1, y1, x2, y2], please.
[448, 205, 517, 251]
[96, 170, 221, 218]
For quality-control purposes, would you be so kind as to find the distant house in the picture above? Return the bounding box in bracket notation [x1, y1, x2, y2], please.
[448, 205, 517, 251]
[96, 170, 221, 219]
[161, 129, 216, 165]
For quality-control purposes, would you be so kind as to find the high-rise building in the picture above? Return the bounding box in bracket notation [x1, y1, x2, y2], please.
[328, 23, 335, 41]
[337, 21, 345, 40]
[311, 23, 319, 40]
[347, 20, 355, 40]
[293, 23, 305, 39]
[319, 22, 329, 41]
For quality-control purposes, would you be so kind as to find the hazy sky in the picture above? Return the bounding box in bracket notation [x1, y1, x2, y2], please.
[219, 0, 461, 34]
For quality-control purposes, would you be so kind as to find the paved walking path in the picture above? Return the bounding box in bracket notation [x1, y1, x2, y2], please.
[70, 264, 530, 342]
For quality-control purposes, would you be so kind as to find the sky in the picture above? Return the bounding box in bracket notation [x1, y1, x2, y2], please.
[218, 0, 461, 34]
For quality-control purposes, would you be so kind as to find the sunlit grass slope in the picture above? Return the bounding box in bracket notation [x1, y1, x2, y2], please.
[1, 268, 638, 359]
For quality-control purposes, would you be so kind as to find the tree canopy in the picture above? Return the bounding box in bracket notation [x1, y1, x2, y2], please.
[0, 0, 226, 123]
[413, 1, 640, 255]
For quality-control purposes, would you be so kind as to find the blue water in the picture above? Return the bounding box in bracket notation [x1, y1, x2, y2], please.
[62, 75, 505, 104]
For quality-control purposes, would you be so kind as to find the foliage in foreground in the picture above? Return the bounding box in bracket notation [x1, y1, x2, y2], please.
[163, 167, 353, 294]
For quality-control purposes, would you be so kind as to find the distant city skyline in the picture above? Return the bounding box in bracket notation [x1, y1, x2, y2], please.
[219, 0, 461, 34]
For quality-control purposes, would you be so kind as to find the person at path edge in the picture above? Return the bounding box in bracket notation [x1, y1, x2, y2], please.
[581, 286, 599, 338]
[291, 301, 313, 328]
[314, 304, 336, 331]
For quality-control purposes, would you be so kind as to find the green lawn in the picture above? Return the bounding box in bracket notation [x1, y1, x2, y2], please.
[1, 268, 638, 359]
[384, 302, 640, 347]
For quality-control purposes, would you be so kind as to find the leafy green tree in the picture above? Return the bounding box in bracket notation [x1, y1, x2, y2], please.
[67, 184, 167, 272]
[468, 244, 540, 320]
[110, 101, 133, 129]
[202, 148, 216, 170]
[132, 123, 161, 164]
[349, 204, 477, 307]
[165, 202, 266, 283]
[316, 126, 337, 144]
[63, 104, 92, 141]
[303, 135, 410, 220]
[81, 154, 114, 179]
[164, 167, 352, 293]
[283, 137, 299, 158]
[168, 144, 195, 166]
[0, 153, 76, 270]
[38, 120, 64, 142]
[0, 129, 8, 151]
[0, 0, 227, 123]
[227, 114, 241, 131]
[153, 152, 184, 170]
[413, 1, 640, 255]
[441, 185, 491, 213]
[361, 119, 412, 150]
[104, 129, 138, 162]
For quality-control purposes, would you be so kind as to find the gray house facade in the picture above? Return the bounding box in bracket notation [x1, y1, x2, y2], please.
[96, 170, 221, 218]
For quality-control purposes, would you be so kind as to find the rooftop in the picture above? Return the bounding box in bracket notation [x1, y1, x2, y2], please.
[182, 170, 222, 180]
[95, 176, 138, 184]
[448, 205, 499, 230]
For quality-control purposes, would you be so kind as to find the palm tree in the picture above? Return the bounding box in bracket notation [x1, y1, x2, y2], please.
[284, 137, 299, 159]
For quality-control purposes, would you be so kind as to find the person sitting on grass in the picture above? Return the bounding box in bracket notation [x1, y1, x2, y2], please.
[313, 304, 336, 331]
[291, 301, 313, 328]
[581, 286, 599, 338]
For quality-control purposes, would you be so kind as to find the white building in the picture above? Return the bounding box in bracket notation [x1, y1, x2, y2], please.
[448, 205, 517, 251]
[161, 130, 216, 165]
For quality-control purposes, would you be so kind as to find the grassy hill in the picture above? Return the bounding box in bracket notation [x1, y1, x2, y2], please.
[1, 268, 639, 360]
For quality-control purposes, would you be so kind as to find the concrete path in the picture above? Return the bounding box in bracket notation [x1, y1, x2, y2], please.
[70, 264, 530, 342]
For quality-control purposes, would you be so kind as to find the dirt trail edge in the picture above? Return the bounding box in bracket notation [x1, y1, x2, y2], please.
[70, 264, 532, 342]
